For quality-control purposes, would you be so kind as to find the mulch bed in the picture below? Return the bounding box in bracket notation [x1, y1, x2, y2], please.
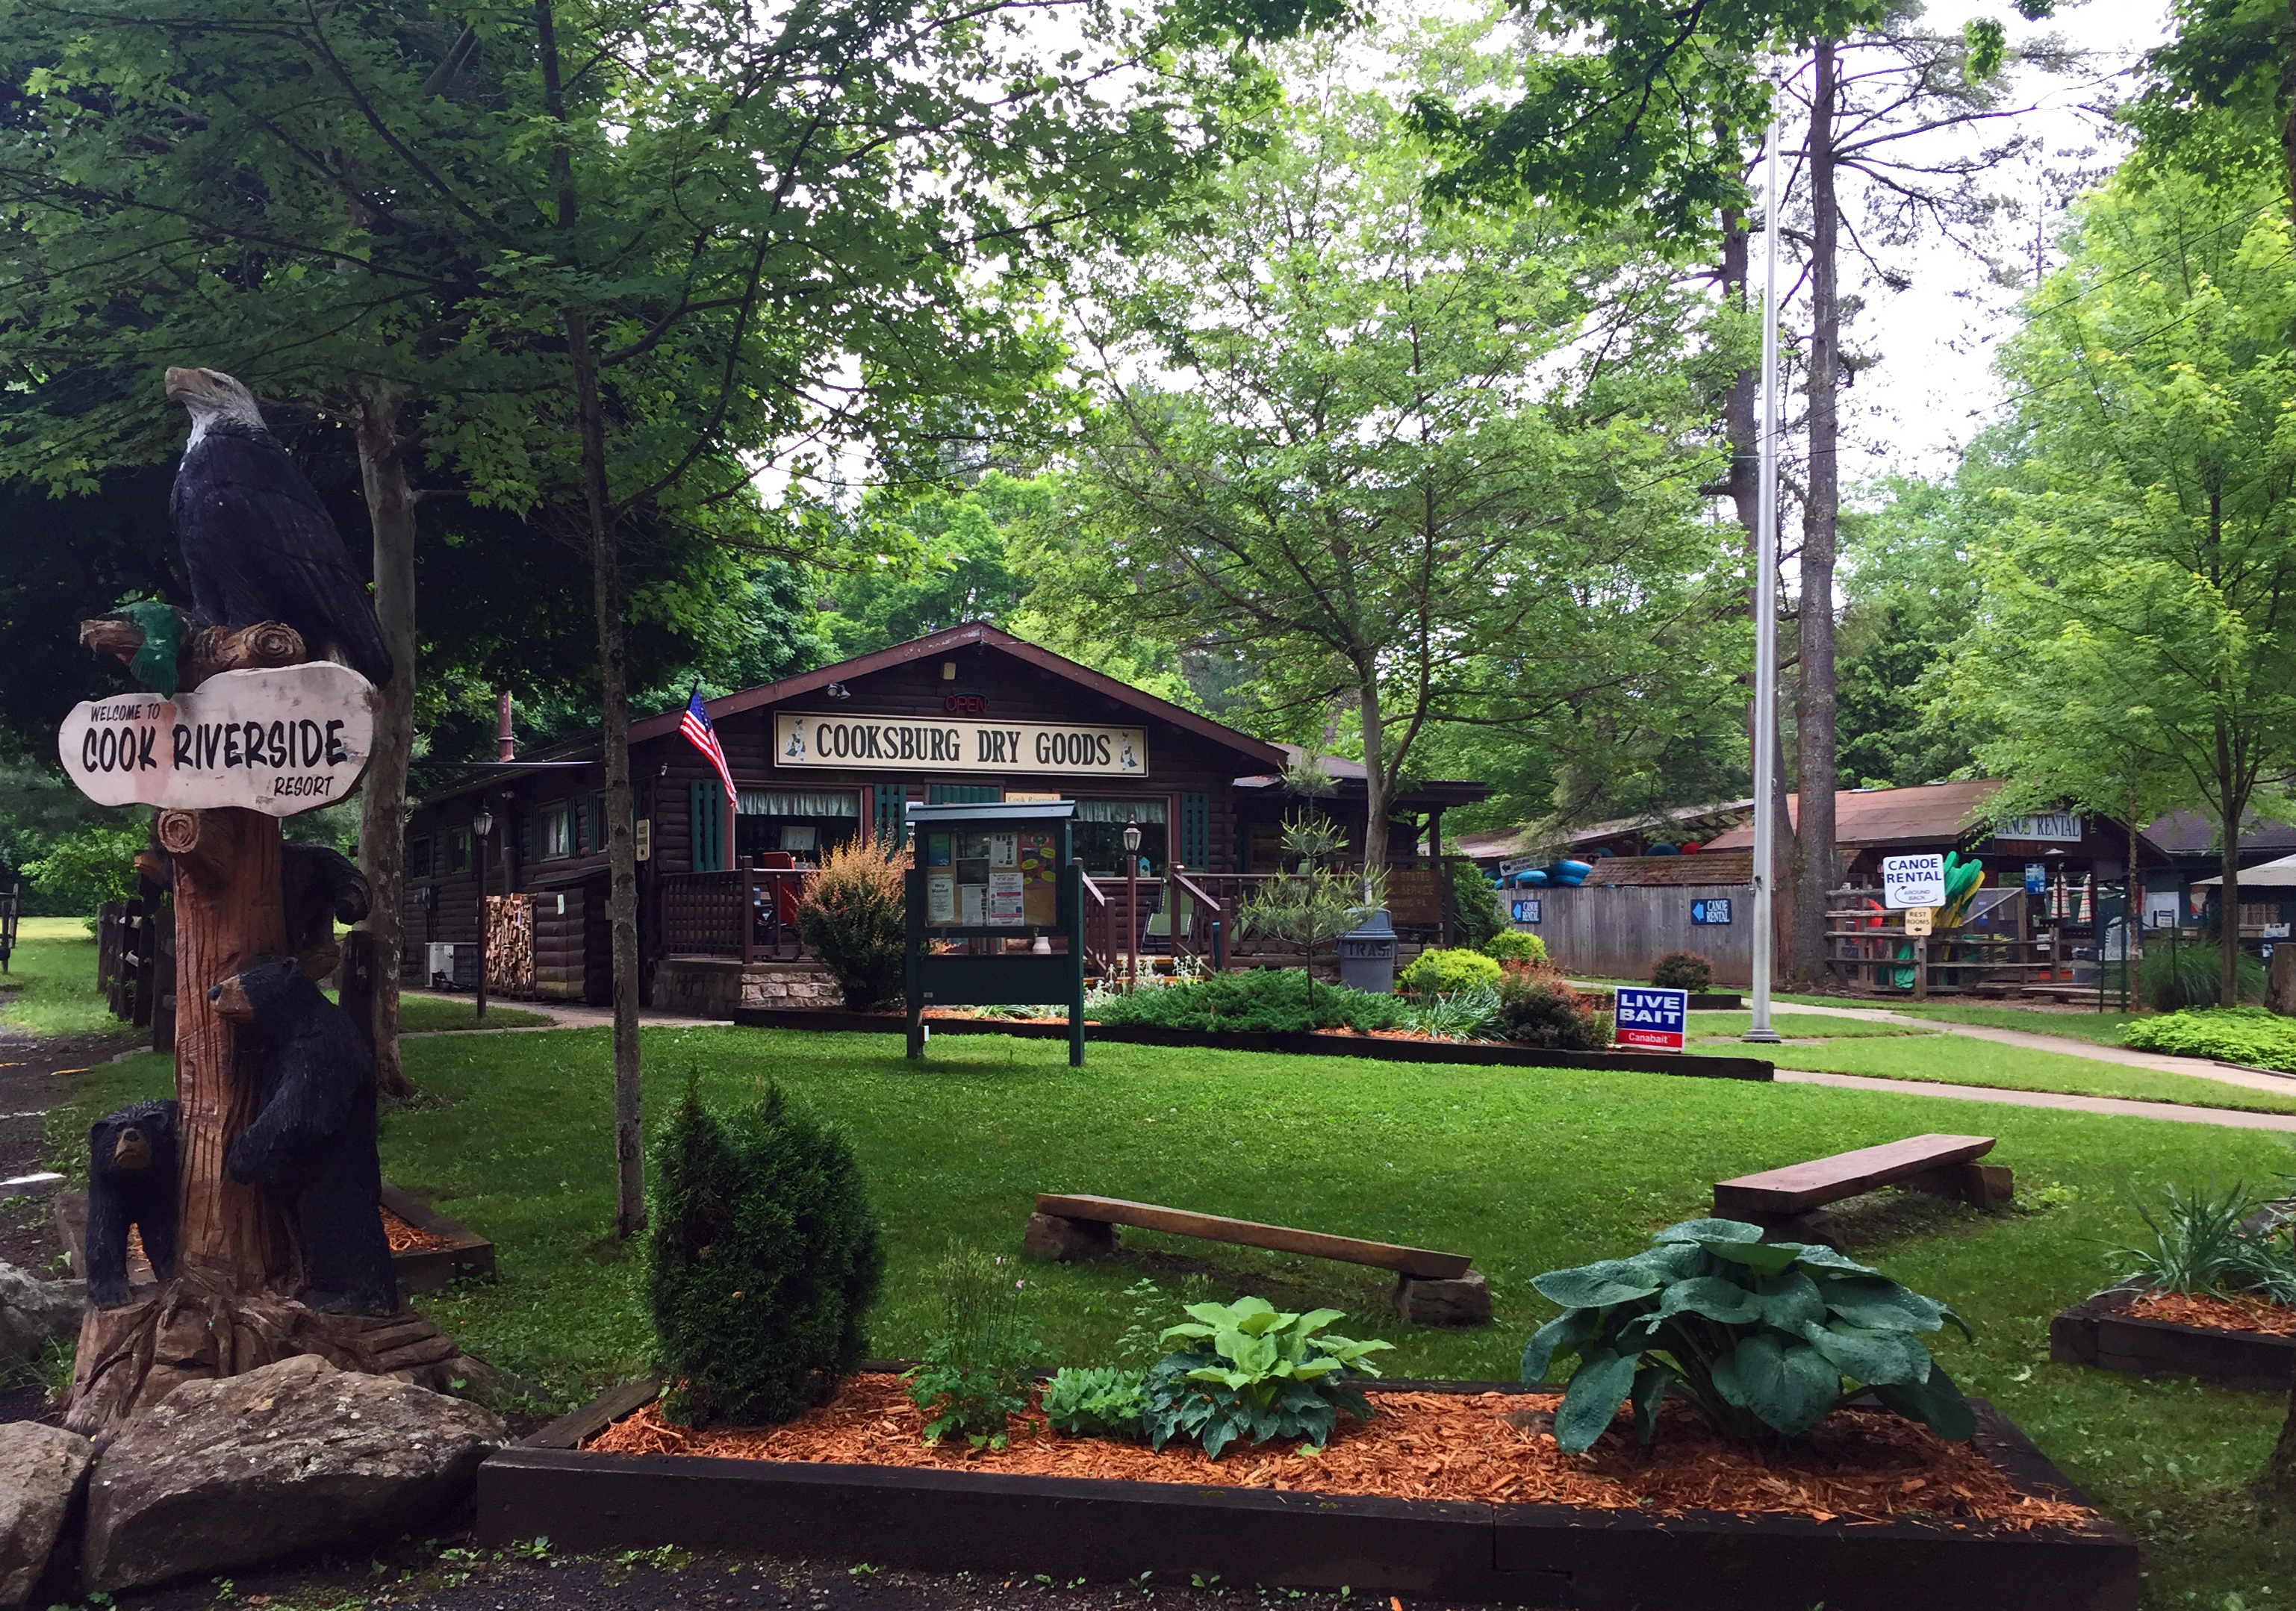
[2132, 1289, 2296, 1337]
[585, 1373, 2095, 1532]
[381, 1206, 457, 1253]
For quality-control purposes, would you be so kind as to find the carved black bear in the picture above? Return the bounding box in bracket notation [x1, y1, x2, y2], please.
[212, 956, 396, 1315]
[86, 1099, 181, 1308]
[279, 841, 371, 979]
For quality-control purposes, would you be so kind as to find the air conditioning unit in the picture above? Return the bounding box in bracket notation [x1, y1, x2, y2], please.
[426, 943, 459, 988]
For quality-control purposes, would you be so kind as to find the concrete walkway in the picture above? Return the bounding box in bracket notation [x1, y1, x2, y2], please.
[1698, 998, 2296, 1103]
[397, 992, 710, 1037]
[1773, 1068, 2296, 1131]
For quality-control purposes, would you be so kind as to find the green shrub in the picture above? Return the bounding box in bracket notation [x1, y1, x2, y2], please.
[1491, 970, 1606, 1050]
[1447, 861, 1506, 950]
[2107, 1180, 2296, 1304]
[1399, 983, 1501, 1040]
[1481, 929, 1547, 965]
[649, 1082, 884, 1427]
[1143, 1296, 1392, 1459]
[2138, 938, 2265, 1012]
[1651, 950, 1714, 991]
[796, 839, 906, 1009]
[2122, 1005, 2296, 1071]
[905, 1243, 1042, 1449]
[1398, 947, 1505, 995]
[1040, 1365, 1148, 1439]
[1524, 1218, 1975, 1453]
[1086, 968, 1408, 1034]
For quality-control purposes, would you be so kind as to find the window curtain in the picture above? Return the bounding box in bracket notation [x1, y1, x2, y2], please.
[1075, 799, 1167, 823]
[738, 788, 859, 817]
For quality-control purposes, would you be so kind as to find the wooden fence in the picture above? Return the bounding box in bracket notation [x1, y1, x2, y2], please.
[1512, 881, 1755, 986]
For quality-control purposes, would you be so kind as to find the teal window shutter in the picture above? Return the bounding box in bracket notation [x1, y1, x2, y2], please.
[1181, 792, 1210, 867]
[873, 783, 907, 850]
[691, 779, 725, 872]
[928, 784, 1001, 805]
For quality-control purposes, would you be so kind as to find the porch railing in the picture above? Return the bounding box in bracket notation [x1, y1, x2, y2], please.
[660, 868, 809, 962]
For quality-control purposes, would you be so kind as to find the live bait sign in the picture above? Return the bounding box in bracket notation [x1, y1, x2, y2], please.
[775, 711, 1147, 776]
[59, 663, 375, 816]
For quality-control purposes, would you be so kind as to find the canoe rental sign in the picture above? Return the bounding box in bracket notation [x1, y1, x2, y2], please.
[59, 663, 376, 816]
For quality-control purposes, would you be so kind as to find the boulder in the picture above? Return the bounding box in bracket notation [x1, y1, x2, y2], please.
[0, 1261, 83, 1370]
[84, 1353, 505, 1591]
[0, 1424, 93, 1611]
[1391, 1269, 1493, 1327]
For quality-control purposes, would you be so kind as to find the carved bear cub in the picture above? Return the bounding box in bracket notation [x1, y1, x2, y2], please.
[212, 956, 396, 1316]
[85, 1099, 181, 1307]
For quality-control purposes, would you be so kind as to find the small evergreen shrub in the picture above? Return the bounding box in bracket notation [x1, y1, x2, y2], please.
[1482, 930, 1547, 966]
[1651, 950, 1714, 991]
[650, 1082, 885, 1427]
[1086, 968, 1409, 1034]
[1398, 947, 1505, 995]
[1491, 970, 1606, 1049]
[797, 839, 906, 1009]
[2138, 941, 2266, 1012]
[2123, 1005, 2296, 1072]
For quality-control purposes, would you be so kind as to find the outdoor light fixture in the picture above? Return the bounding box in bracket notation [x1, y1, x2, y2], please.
[473, 806, 494, 839]
[1122, 814, 1142, 993]
[942, 661, 957, 680]
[1122, 814, 1142, 856]
[827, 682, 851, 699]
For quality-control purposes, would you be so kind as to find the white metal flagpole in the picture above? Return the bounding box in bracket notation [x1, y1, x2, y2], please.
[1746, 114, 1785, 1046]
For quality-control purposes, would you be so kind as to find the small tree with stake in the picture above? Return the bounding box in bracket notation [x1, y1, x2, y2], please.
[1235, 815, 1382, 1024]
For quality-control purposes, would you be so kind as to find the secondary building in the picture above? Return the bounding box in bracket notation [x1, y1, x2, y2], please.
[397, 623, 1487, 1012]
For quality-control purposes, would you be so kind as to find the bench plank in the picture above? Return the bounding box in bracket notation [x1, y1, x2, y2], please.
[1714, 1134, 1997, 1216]
[1033, 1194, 1472, 1280]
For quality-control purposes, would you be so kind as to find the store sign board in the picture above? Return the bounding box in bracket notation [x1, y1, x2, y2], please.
[1999, 812, 2082, 844]
[1511, 897, 1542, 924]
[1690, 897, 1732, 925]
[58, 663, 374, 817]
[1615, 986, 1687, 1050]
[776, 711, 1145, 776]
[1881, 853, 1947, 909]
[1903, 905, 1935, 937]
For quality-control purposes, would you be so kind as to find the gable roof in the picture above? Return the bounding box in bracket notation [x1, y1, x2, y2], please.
[1702, 781, 2007, 852]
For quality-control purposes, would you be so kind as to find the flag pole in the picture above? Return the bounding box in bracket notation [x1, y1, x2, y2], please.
[1746, 113, 1785, 1046]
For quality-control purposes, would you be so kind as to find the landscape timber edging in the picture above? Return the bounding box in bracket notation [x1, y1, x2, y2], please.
[476, 1380, 2135, 1611]
[52, 1184, 495, 1295]
[727, 1007, 1776, 1081]
[2050, 1281, 2296, 1392]
[377, 1182, 497, 1293]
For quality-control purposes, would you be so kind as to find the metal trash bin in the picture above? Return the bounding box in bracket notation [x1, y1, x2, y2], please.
[1337, 909, 1399, 994]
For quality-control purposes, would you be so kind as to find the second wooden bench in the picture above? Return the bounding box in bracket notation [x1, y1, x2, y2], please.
[1714, 1132, 2013, 1245]
[1023, 1192, 1491, 1326]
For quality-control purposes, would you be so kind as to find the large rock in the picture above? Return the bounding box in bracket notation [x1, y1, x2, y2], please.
[0, 1261, 83, 1369]
[0, 1424, 93, 1611]
[84, 1353, 506, 1591]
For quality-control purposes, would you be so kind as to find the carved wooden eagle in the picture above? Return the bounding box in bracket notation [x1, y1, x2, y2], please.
[166, 367, 393, 686]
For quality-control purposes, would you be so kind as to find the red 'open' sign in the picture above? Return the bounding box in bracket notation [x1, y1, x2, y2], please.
[943, 694, 987, 717]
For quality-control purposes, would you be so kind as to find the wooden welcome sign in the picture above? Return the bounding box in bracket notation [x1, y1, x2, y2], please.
[58, 661, 375, 816]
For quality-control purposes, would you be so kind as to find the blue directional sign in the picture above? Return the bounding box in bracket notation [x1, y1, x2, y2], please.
[1510, 898, 1542, 924]
[1690, 898, 1732, 925]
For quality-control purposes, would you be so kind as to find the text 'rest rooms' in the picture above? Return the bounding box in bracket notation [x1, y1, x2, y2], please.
[78, 703, 353, 799]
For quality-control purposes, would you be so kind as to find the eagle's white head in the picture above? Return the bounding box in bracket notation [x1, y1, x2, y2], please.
[164, 367, 268, 447]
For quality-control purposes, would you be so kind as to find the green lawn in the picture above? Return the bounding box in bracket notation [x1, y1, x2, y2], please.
[1774, 994, 2147, 1047]
[391, 995, 552, 1032]
[0, 916, 121, 1037]
[46, 1026, 2296, 1604]
[1690, 1010, 1939, 1040]
[1692, 1026, 2296, 1115]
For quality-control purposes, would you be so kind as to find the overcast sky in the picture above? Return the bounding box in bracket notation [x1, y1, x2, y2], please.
[1835, 0, 2169, 486]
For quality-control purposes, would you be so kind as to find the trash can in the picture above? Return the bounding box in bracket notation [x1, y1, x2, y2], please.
[1337, 909, 1399, 994]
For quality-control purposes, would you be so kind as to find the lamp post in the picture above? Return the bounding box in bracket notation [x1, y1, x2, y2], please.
[1123, 814, 1142, 992]
[1746, 111, 1785, 1045]
[473, 805, 494, 1023]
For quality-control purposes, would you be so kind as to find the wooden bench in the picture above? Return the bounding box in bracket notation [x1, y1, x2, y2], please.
[1023, 1192, 1491, 1326]
[1713, 1133, 2014, 1246]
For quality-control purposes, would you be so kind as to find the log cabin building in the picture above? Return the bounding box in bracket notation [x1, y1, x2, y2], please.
[397, 623, 1487, 1013]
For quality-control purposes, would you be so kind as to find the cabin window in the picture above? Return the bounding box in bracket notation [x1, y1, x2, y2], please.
[406, 835, 433, 879]
[446, 830, 470, 874]
[735, 788, 859, 869]
[1074, 798, 1168, 877]
[544, 803, 574, 859]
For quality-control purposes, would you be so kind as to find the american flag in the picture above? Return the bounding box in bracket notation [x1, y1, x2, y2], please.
[681, 687, 736, 807]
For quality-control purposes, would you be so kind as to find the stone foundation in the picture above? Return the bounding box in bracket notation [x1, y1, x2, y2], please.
[652, 956, 843, 1018]
[740, 961, 842, 1009]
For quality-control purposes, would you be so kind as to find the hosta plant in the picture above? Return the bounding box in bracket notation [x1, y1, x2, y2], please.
[1040, 1365, 1149, 1439]
[1523, 1218, 1974, 1453]
[1145, 1297, 1393, 1459]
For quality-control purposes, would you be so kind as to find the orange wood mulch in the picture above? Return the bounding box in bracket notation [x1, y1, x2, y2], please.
[380, 1208, 456, 1253]
[2132, 1289, 2296, 1337]
[586, 1374, 2100, 1533]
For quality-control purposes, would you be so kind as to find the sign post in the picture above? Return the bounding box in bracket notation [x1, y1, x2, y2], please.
[1615, 985, 1689, 1051]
